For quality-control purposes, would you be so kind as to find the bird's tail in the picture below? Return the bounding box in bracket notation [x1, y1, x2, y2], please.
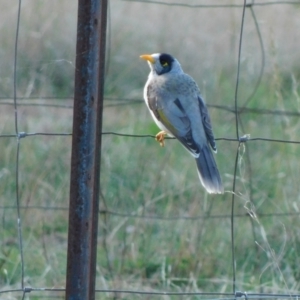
[195, 145, 223, 194]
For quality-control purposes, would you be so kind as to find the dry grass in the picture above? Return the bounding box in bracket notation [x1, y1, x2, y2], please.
[1, 0, 300, 299]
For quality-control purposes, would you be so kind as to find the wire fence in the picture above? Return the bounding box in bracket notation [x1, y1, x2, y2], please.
[1, 0, 300, 299]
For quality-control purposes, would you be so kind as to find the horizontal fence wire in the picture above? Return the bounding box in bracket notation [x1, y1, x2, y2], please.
[1, 132, 300, 146]
[1, 205, 300, 220]
[1, 288, 300, 299]
[122, 0, 300, 8]
[2, 97, 300, 116]
[1, 0, 300, 299]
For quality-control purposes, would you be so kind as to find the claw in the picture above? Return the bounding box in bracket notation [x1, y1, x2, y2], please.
[155, 131, 167, 147]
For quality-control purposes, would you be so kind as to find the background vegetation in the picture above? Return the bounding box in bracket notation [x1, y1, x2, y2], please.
[1, 0, 300, 299]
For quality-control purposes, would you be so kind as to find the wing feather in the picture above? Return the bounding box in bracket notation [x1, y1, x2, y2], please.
[198, 96, 217, 152]
[148, 94, 200, 157]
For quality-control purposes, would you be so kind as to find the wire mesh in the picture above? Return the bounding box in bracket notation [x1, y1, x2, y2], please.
[1, 0, 300, 299]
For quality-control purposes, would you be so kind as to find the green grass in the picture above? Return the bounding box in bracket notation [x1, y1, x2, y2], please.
[1, 0, 300, 299]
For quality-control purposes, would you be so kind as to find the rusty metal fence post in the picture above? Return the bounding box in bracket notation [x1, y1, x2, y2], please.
[65, 0, 108, 299]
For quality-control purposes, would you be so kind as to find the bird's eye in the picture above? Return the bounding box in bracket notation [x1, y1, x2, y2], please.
[161, 61, 168, 67]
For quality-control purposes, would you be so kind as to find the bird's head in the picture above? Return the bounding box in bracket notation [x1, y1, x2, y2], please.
[140, 53, 182, 76]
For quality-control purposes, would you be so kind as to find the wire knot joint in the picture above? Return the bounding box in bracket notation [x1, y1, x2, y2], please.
[235, 291, 248, 300]
[24, 287, 33, 293]
[18, 132, 27, 139]
[239, 134, 250, 143]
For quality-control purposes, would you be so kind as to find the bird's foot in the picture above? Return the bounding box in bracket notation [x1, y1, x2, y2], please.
[155, 131, 167, 147]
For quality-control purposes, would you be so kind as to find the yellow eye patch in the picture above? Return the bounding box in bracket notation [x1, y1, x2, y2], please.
[162, 62, 168, 67]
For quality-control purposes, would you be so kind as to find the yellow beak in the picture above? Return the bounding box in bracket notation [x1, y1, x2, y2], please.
[140, 54, 155, 63]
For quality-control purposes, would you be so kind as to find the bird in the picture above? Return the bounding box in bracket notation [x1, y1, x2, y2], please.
[140, 53, 223, 194]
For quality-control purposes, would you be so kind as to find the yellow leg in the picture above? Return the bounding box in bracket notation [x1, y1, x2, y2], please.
[155, 131, 167, 147]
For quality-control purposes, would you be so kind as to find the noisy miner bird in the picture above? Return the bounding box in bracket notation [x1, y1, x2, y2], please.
[140, 53, 223, 194]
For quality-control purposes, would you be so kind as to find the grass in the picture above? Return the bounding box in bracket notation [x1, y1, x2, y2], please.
[1, 0, 300, 299]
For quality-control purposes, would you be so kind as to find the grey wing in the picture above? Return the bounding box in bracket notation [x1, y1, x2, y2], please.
[198, 95, 217, 152]
[171, 98, 200, 157]
[148, 93, 200, 157]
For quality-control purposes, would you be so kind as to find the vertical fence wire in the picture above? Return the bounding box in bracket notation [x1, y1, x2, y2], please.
[13, 0, 25, 292]
[231, 0, 247, 294]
